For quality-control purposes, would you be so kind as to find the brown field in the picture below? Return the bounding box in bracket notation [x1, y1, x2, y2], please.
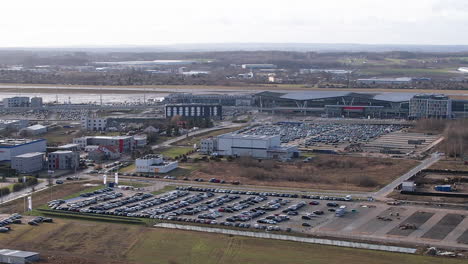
[190, 155, 419, 191]
[3, 83, 468, 95]
[430, 160, 468, 171]
[0, 218, 464, 264]
[0, 181, 98, 214]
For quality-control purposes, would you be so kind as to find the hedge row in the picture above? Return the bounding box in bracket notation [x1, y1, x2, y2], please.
[0, 187, 10, 197]
[0, 176, 39, 197]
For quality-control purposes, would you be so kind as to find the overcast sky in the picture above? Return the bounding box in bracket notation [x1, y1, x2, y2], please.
[1, 0, 467, 47]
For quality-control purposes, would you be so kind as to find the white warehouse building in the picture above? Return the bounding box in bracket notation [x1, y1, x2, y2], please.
[203, 133, 299, 159]
[11, 152, 45, 173]
[0, 139, 47, 161]
[135, 154, 178, 174]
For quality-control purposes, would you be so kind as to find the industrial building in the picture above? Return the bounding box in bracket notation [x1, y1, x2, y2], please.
[135, 154, 178, 173]
[241, 64, 277, 69]
[409, 94, 452, 119]
[0, 120, 29, 131]
[73, 136, 134, 152]
[255, 91, 415, 118]
[202, 133, 299, 159]
[11, 152, 45, 173]
[0, 249, 40, 264]
[356, 77, 413, 85]
[2, 97, 30, 108]
[47, 150, 79, 170]
[165, 104, 222, 119]
[164, 93, 253, 106]
[0, 139, 47, 161]
[20, 124, 47, 135]
[81, 116, 108, 131]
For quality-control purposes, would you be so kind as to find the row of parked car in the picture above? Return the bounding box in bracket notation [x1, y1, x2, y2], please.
[0, 214, 22, 233]
[28, 216, 53, 226]
[54, 192, 123, 211]
[177, 186, 353, 202]
[79, 187, 114, 198]
[243, 123, 402, 145]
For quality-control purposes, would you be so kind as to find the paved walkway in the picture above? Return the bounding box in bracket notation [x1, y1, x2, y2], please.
[373, 153, 441, 199]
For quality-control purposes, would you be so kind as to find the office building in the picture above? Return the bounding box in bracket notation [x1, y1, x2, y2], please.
[30, 97, 43, 108]
[73, 136, 134, 152]
[165, 104, 222, 119]
[47, 151, 79, 170]
[2, 97, 30, 108]
[11, 152, 45, 173]
[81, 116, 108, 131]
[409, 94, 452, 119]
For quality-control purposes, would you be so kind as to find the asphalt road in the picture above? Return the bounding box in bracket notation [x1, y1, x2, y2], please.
[372, 152, 442, 199]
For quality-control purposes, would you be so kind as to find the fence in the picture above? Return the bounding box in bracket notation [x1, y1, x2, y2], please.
[155, 223, 417, 254]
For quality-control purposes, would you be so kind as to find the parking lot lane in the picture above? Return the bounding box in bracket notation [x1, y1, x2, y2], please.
[387, 211, 435, 237]
[407, 212, 446, 239]
[317, 204, 372, 232]
[355, 207, 409, 235]
[341, 205, 387, 233]
[372, 207, 417, 237]
[442, 216, 468, 244]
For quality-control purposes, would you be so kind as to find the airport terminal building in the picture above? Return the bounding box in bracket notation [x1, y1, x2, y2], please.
[255, 91, 414, 118]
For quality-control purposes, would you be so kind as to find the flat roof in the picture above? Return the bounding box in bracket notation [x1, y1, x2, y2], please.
[25, 124, 46, 130]
[13, 152, 44, 158]
[0, 138, 45, 148]
[57, 143, 79, 148]
[0, 249, 39, 258]
[50, 150, 74, 154]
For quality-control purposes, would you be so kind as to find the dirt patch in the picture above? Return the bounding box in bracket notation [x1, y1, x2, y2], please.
[190, 155, 419, 191]
[429, 160, 468, 171]
[0, 218, 143, 263]
[422, 214, 465, 240]
[387, 211, 434, 237]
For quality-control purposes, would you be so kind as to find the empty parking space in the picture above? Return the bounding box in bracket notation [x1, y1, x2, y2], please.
[387, 211, 434, 237]
[457, 229, 468, 244]
[421, 214, 465, 240]
[355, 207, 409, 235]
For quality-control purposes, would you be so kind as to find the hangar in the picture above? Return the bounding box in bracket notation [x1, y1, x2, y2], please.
[255, 91, 416, 118]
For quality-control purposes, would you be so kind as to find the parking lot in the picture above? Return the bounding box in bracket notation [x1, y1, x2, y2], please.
[45, 185, 468, 250]
[241, 122, 403, 148]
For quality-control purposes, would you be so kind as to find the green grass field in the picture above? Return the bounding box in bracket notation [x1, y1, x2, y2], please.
[128, 228, 464, 264]
[173, 127, 244, 147]
[0, 218, 464, 264]
[119, 164, 135, 173]
[157, 147, 194, 158]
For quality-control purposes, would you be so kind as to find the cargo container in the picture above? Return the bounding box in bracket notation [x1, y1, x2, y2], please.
[434, 185, 452, 192]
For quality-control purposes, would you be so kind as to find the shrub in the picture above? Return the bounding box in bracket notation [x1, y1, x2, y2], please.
[12, 183, 25, 192]
[0, 187, 10, 197]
